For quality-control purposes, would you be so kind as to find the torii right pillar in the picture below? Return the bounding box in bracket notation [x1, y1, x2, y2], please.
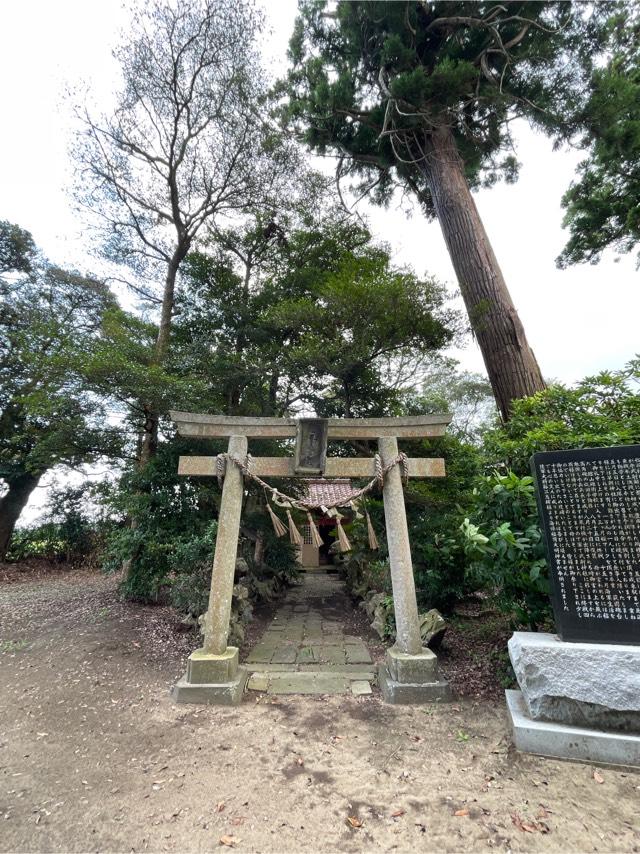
[378, 437, 451, 703]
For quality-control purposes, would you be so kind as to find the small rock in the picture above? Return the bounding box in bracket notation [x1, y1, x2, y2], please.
[419, 609, 447, 650]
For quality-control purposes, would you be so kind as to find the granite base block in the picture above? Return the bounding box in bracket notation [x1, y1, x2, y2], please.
[172, 667, 248, 706]
[379, 667, 451, 704]
[187, 646, 239, 684]
[509, 632, 640, 732]
[506, 689, 640, 768]
[385, 646, 439, 683]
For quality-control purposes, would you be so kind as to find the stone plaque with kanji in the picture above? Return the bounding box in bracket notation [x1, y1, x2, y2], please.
[294, 418, 328, 475]
[531, 445, 640, 644]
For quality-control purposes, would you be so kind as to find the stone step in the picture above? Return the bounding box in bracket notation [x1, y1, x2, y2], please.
[247, 670, 375, 696]
[247, 662, 377, 680]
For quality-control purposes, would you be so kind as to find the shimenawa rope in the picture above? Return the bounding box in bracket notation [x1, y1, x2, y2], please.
[216, 450, 408, 551]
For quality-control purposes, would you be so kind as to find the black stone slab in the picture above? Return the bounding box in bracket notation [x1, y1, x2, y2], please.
[294, 418, 328, 475]
[531, 445, 640, 644]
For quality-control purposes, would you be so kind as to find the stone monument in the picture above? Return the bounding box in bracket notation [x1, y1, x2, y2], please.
[507, 444, 640, 766]
[170, 411, 453, 705]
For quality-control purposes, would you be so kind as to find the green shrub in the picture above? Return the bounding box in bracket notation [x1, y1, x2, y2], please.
[101, 442, 219, 601]
[463, 471, 551, 630]
[168, 519, 299, 627]
[407, 434, 483, 612]
[7, 524, 68, 561]
[261, 534, 300, 580]
[339, 509, 387, 597]
[169, 523, 218, 616]
[8, 483, 101, 563]
[484, 361, 640, 474]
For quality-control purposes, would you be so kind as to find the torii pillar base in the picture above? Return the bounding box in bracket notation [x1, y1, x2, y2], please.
[172, 647, 248, 706]
[378, 646, 451, 705]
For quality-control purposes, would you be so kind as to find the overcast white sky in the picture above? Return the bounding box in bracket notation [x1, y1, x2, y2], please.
[1, 0, 638, 520]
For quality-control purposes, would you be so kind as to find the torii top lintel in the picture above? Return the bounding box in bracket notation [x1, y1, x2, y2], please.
[169, 411, 452, 440]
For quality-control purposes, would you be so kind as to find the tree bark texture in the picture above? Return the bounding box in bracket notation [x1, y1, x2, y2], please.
[0, 472, 42, 560]
[139, 250, 184, 468]
[421, 125, 546, 421]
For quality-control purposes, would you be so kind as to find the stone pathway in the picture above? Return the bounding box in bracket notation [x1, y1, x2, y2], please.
[245, 573, 376, 696]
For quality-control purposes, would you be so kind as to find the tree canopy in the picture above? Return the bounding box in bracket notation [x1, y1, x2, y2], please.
[281, 1, 627, 421]
[72, 0, 286, 467]
[0, 222, 122, 559]
[177, 219, 459, 420]
[284, 1, 607, 214]
[558, 7, 640, 267]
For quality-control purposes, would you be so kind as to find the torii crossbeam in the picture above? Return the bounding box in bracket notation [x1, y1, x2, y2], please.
[170, 410, 453, 705]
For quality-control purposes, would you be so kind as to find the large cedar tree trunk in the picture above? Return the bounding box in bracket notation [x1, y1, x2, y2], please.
[421, 125, 546, 420]
[0, 472, 42, 560]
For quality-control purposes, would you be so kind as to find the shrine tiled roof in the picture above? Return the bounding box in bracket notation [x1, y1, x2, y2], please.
[304, 479, 353, 506]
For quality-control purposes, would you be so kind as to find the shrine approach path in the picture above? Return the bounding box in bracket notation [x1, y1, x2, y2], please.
[244, 573, 377, 696]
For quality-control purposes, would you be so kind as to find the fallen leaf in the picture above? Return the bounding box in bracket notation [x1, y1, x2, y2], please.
[219, 835, 237, 847]
[454, 809, 469, 817]
[593, 770, 604, 784]
[511, 813, 525, 831]
[391, 809, 405, 818]
[346, 816, 363, 828]
[535, 806, 550, 819]
[511, 813, 541, 833]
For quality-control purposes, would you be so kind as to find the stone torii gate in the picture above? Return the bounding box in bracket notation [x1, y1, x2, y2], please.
[170, 410, 452, 705]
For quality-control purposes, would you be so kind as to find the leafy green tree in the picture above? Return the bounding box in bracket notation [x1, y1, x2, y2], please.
[110, 220, 458, 598]
[178, 220, 458, 419]
[73, 0, 278, 466]
[283, 1, 614, 419]
[266, 245, 457, 417]
[0, 223, 122, 559]
[0, 220, 37, 275]
[484, 360, 640, 474]
[558, 8, 640, 266]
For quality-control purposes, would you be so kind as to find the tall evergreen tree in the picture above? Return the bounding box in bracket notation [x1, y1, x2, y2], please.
[283, 1, 613, 419]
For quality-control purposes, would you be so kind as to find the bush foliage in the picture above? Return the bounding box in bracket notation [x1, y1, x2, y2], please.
[343, 362, 640, 634]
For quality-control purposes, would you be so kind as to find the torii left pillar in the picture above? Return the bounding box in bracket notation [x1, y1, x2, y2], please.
[173, 435, 248, 705]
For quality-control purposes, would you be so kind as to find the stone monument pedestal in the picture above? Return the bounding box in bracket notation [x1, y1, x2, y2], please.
[173, 646, 247, 705]
[506, 632, 640, 766]
[378, 646, 451, 704]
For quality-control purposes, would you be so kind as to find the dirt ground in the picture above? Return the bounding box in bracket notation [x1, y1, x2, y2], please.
[1, 566, 639, 853]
